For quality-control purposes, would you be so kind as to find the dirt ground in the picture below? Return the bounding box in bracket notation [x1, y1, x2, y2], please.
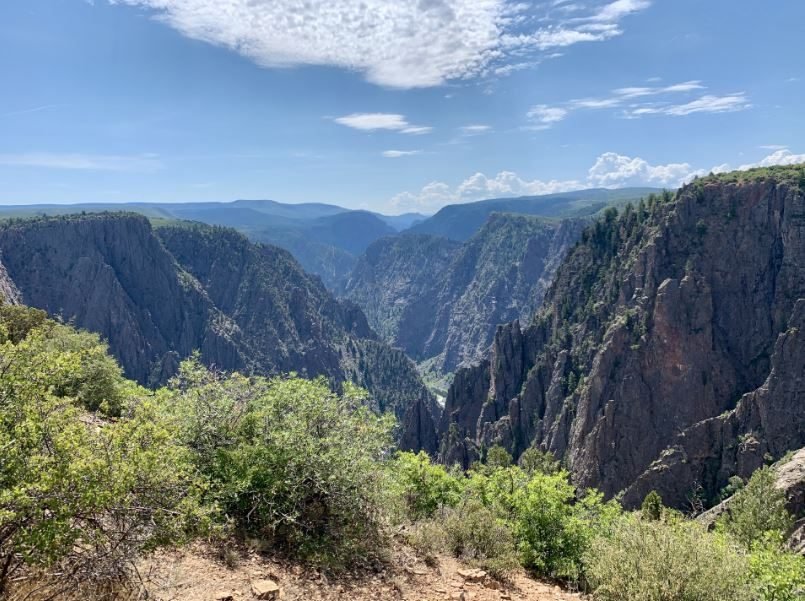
[137, 544, 585, 601]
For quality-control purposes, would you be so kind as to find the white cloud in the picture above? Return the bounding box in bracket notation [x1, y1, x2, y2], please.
[382, 150, 421, 158]
[401, 126, 434, 135]
[612, 80, 704, 98]
[108, 0, 651, 89]
[587, 152, 694, 187]
[333, 113, 432, 134]
[460, 124, 493, 135]
[539, 82, 750, 127]
[388, 147, 805, 212]
[0, 152, 161, 172]
[527, 104, 568, 127]
[738, 148, 805, 170]
[389, 167, 584, 212]
[626, 93, 751, 117]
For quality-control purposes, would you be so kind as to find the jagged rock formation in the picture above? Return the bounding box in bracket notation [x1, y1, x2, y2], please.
[437, 165, 805, 507]
[0, 213, 437, 449]
[344, 214, 587, 375]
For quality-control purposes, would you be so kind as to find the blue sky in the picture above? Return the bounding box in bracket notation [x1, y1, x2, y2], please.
[0, 0, 803, 214]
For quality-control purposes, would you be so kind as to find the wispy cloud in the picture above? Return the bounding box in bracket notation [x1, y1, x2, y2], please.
[334, 113, 432, 135]
[0, 152, 162, 172]
[625, 93, 750, 117]
[1, 104, 62, 118]
[106, 0, 652, 89]
[459, 124, 493, 135]
[530, 80, 751, 129]
[382, 150, 421, 158]
[526, 104, 568, 129]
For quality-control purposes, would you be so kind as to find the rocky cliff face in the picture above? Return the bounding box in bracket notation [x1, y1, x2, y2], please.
[438, 166, 805, 507]
[0, 257, 20, 304]
[344, 214, 587, 375]
[0, 214, 438, 449]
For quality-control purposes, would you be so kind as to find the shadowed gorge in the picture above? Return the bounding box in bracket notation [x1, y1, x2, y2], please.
[345, 214, 589, 378]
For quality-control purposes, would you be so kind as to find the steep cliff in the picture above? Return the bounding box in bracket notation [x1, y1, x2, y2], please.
[0, 214, 438, 449]
[438, 165, 805, 507]
[0, 257, 20, 304]
[344, 214, 587, 376]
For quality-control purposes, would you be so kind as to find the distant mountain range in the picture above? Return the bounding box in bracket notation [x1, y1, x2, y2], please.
[0, 188, 658, 387]
[0, 189, 656, 290]
[0, 200, 427, 289]
[407, 188, 660, 241]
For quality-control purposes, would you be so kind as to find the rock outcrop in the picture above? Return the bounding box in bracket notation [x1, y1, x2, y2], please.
[345, 214, 587, 375]
[438, 165, 805, 507]
[0, 257, 20, 304]
[0, 213, 438, 449]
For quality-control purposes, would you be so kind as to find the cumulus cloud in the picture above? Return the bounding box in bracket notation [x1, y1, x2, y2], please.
[334, 113, 432, 134]
[587, 152, 694, 186]
[0, 152, 161, 172]
[107, 0, 651, 89]
[387, 148, 805, 212]
[738, 148, 805, 170]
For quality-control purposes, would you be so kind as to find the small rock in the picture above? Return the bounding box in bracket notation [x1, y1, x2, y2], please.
[449, 592, 466, 601]
[457, 569, 486, 583]
[214, 592, 234, 601]
[251, 579, 281, 600]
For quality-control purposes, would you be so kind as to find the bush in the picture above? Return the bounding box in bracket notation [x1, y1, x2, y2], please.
[717, 467, 793, 549]
[640, 490, 663, 521]
[440, 499, 519, 579]
[0, 327, 206, 596]
[406, 500, 519, 580]
[585, 515, 753, 601]
[518, 447, 561, 475]
[390, 451, 464, 520]
[511, 471, 620, 581]
[167, 359, 396, 568]
[748, 540, 805, 601]
[485, 445, 513, 469]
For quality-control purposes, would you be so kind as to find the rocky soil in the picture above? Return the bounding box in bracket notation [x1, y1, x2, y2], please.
[138, 545, 583, 601]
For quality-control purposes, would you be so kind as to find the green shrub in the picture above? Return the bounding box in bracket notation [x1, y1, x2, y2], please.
[485, 445, 513, 469]
[717, 467, 793, 549]
[518, 447, 561, 475]
[440, 499, 519, 579]
[167, 359, 396, 568]
[511, 471, 620, 581]
[390, 451, 464, 520]
[748, 540, 805, 601]
[0, 329, 206, 596]
[585, 515, 753, 601]
[640, 490, 663, 521]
